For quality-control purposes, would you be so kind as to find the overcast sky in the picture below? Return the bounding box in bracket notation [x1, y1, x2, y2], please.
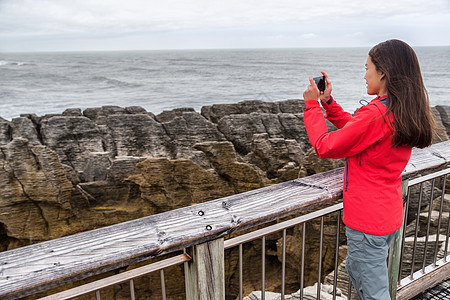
[1, 0, 450, 52]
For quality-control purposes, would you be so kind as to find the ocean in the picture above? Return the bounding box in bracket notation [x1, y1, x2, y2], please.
[0, 47, 449, 121]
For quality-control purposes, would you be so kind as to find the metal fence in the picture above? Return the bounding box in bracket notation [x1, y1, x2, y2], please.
[39, 253, 191, 300]
[395, 168, 450, 299]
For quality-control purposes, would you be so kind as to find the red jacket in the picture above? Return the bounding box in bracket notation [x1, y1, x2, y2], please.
[304, 96, 412, 235]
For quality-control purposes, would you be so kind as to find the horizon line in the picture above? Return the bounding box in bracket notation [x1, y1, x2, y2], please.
[2, 44, 450, 54]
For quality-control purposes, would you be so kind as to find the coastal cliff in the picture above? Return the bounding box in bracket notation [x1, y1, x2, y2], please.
[1, 100, 449, 298]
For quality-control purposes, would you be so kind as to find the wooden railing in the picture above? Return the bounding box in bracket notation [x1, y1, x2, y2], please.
[0, 140, 449, 299]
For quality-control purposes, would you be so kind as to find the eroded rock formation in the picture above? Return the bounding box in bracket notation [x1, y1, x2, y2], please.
[0, 100, 322, 249]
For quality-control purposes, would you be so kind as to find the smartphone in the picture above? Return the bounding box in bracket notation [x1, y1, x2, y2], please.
[313, 76, 326, 92]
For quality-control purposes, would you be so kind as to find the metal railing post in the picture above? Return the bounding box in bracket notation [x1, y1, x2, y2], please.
[184, 238, 225, 300]
[388, 179, 409, 299]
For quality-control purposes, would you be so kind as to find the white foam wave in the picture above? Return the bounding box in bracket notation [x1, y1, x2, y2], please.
[0, 60, 26, 66]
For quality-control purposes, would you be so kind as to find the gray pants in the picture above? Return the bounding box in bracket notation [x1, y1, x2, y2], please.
[345, 226, 397, 300]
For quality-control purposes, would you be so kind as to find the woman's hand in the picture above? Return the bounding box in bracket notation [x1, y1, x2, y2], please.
[319, 71, 332, 103]
[303, 77, 320, 101]
[302, 71, 333, 102]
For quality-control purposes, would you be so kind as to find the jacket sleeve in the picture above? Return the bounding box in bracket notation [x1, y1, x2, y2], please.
[321, 98, 352, 129]
[303, 100, 388, 159]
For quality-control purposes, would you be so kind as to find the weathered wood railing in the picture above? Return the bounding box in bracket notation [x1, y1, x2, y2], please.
[0, 140, 449, 299]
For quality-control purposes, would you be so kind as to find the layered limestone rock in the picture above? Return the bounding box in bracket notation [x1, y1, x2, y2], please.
[126, 157, 234, 213]
[245, 133, 305, 181]
[436, 106, 450, 142]
[0, 138, 74, 248]
[201, 99, 304, 124]
[40, 115, 105, 172]
[0, 117, 10, 144]
[160, 111, 227, 167]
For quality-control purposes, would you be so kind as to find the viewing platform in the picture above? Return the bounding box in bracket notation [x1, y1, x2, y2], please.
[0, 140, 449, 299]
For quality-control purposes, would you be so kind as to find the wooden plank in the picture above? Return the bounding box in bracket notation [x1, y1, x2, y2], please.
[396, 256, 450, 300]
[403, 141, 450, 177]
[185, 238, 225, 300]
[0, 140, 449, 299]
[388, 180, 409, 299]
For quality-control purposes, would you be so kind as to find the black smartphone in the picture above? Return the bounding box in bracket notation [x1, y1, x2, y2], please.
[313, 76, 326, 92]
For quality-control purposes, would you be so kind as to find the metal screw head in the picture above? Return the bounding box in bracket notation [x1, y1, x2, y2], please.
[198, 211, 204, 216]
[206, 225, 212, 230]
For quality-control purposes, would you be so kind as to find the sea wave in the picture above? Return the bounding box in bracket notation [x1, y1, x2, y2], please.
[0, 60, 28, 66]
[90, 75, 143, 88]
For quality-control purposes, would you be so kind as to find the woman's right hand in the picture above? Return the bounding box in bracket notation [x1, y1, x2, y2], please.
[319, 71, 332, 103]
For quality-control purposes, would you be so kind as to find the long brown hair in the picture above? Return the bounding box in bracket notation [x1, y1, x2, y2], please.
[369, 39, 436, 148]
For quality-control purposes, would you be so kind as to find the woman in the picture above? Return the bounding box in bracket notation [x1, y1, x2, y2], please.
[302, 39, 436, 299]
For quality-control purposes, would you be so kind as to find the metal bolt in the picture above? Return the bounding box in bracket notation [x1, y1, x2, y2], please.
[206, 225, 212, 230]
[198, 210, 204, 216]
